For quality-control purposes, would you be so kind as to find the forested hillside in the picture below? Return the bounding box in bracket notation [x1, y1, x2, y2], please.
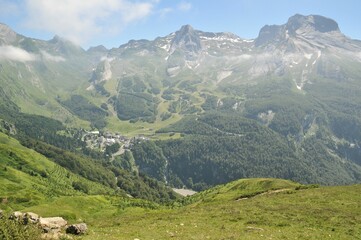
[132, 109, 361, 189]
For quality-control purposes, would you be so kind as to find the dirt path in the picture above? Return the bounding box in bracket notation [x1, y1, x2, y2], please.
[236, 188, 292, 201]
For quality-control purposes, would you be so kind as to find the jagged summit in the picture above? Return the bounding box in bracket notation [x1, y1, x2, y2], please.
[87, 45, 108, 52]
[255, 24, 284, 46]
[49, 35, 72, 44]
[0, 23, 18, 44]
[255, 14, 341, 47]
[48, 35, 84, 55]
[286, 14, 340, 35]
[170, 24, 202, 59]
[0, 22, 13, 33]
[178, 24, 195, 33]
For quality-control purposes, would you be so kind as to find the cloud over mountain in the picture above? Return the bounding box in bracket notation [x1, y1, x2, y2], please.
[0, 45, 37, 62]
[40, 50, 66, 62]
[23, 0, 156, 45]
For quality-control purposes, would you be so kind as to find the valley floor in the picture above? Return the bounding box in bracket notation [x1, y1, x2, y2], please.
[172, 188, 197, 197]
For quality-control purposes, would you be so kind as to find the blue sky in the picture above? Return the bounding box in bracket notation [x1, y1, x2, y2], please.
[0, 0, 360, 49]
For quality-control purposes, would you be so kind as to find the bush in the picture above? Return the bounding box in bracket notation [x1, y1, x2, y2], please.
[0, 217, 41, 240]
[72, 181, 89, 194]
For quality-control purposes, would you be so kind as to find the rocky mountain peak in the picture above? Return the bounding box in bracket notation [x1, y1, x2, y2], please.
[0, 23, 17, 44]
[48, 35, 84, 55]
[49, 35, 70, 44]
[254, 24, 284, 46]
[255, 14, 341, 47]
[286, 14, 340, 35]
[178, 24, 195, 34]
[87, 45, 108, 53]
[170, 24, 202, 59]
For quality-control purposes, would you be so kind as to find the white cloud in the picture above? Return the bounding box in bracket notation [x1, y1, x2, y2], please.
[158, 8, 173, 18]
[23, 0, 156, 45]
[121, 1, 154, 23]
[40, 50, 66, 62]
[178, 1, 192, 11]
[100, 56, 115, 62]
[0, 45, 38, 62]
[0, 46, 67, 63]
[156, 2, 192, 20]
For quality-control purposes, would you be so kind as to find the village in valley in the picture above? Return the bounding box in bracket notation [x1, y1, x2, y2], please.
[81, 130, 149, 158]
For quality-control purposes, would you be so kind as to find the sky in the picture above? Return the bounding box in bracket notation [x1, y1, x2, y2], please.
[0, 0, 360, 49]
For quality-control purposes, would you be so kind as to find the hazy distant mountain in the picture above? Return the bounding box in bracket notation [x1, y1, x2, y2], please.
[1, 14, 361, 187]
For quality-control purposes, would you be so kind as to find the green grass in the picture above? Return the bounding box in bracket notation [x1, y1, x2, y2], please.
[77, 179, 360, 240]
[6, 177, 357, 240]
[106, 113, 182, 137]
[22, 195, 119, 223]
[0, 129, 360, 239]
[0, 132, 114, 210]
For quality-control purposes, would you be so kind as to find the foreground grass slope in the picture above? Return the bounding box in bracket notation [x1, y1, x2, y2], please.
[80, 179, 360, 240]
[17, 179, 361, 239]
[1, 132, 360, 239]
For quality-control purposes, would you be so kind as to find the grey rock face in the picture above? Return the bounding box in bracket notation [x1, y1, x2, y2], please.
[170, 24, 202, 60]
[255, 24, 284, 46]
[9, 211, 23, 221]
[66, 223, 88, 235]
[23, 212, 40, 224]
[286, 14, 339, 35]
[0, 23, 18, 44]
[39, 217, 68, 233]
[255, 14, 341, 47]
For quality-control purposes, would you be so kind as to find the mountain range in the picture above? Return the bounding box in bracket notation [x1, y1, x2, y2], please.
[1, 13, 361, 239]
[1, 14, 361, 189]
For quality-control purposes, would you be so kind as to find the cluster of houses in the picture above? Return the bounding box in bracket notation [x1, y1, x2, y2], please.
[81, 130, 149, 153]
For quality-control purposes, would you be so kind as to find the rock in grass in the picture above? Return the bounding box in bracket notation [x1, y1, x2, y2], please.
[23, 212, 40, 224]
[9, 211, 23, 221]
[9, 211, 39, 224]
[39, 217, 67, 233]
[66, 223, 88, 235]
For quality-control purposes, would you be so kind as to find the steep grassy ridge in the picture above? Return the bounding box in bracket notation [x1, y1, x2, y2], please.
[0, 132, 114, 210]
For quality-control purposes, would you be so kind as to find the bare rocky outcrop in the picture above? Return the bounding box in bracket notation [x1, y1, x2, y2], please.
[7, 210, 88, 238]
[0, 119, 17, 135]
[39, 217, 67, 233]
[23, 212, 40, 224]
[8, 211, 40, 224]
[66, 223, 88, 235]
[9, 211, 23, 221]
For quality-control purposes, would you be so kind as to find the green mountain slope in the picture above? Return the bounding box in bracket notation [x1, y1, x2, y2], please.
[1, 14, 361, 198]
[0, 132, 114, 210]
[15, 178, 360, 240]
[132, 111, 361, 188]
[77, 14, 361, 187]
[0, 131, 179, 211]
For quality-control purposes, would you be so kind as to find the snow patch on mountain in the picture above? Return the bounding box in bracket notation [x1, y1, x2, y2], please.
[217, 70, 233, 83]
[312, 51, 322, 65]
[304, 53, 313, 59]
[167, 66, 181, 77]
